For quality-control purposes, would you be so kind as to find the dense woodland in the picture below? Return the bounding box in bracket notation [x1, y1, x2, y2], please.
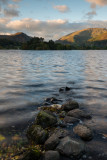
[0, 39, 21, 49]
[21, 37, 73, 50]
[0, 37, 107, 50]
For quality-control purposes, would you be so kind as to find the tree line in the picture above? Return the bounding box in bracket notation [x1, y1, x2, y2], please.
[21, 37, 107, 50]
[21, 37, 72, 50]
[0, 37, 107, 50]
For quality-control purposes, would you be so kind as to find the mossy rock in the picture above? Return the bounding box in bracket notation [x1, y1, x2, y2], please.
[22, 147, 42, 160]
[42, 106, 58, 113]
[36, 111, 57, 128]
[41, 104, 62, 113]
[27, 125, 48, 144]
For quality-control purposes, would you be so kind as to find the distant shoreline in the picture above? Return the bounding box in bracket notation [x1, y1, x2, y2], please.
[0, 49, 107, 50]
[0, 28, 107, 50]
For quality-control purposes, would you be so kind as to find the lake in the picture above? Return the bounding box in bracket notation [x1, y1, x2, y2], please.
[0, 50, 107, 148]
[0, 50, 107, 128]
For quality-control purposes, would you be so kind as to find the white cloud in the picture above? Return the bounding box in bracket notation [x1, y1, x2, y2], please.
[1, 18, 105, 40]
[53, 5, 70, 13]
[86, 0, 107, 6]
[6, 18, 68, 36]
[0, 17, 10, 24]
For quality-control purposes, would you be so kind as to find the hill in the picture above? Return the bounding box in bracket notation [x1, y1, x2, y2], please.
[0, 32, 32, 43]
[56, 28, 107, 48]
[0, 29, 107, 50]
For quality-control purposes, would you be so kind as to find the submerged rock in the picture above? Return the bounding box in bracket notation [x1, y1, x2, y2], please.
[27, 125, 48, 144]
[44, 151, 60, 160]
[59, 87, 65, 92]
[45, 97, 62, 104]
[65, 86, 71, 91]
[63, 116, 79, 124]
[67, 109, 91, 119]
[62, 100, 79, 111]
[36, 110, 57, 128]
[56, 136, 85, 158]
[59, 86, 71, 92]
[73, 124, 93, 141]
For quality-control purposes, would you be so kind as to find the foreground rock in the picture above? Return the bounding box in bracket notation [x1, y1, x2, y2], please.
[67, 109, 91, 119]
[45, 134, 60, 150]
[62, 100, 79, 111]
[36, 110, 57, 128]
[45, 128, 69, 150]
[63, 116, 79, 124]
[27, 125, 48, 144]
[24, 97, 94, 160]
[41, 104, 62, 113]
[73, 124, 93, 141]
[56, 136, 85, 158]
[53, 128, 69, 139]
[44, 151, 60, 160]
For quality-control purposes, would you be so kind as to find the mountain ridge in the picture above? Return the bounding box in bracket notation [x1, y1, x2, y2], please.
[0, 32, 32, 43]
[0, 28, 107, 49]
[57, 28, 107, 46]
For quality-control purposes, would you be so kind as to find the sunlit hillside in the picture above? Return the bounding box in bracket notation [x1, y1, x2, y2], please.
[58, 28, 107, 44]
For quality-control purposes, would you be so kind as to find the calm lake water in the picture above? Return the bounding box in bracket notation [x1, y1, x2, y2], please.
[0, 50, 107, 134]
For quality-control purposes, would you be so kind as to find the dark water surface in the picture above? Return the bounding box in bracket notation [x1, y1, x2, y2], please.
[0, 50, 107, 130]
[0, 50, 107, 158]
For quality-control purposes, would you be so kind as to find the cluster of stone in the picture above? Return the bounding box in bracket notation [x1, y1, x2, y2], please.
[22, 99, 93, 160]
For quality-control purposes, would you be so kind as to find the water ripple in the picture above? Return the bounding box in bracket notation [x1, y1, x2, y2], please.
[0, 50, 107, 129]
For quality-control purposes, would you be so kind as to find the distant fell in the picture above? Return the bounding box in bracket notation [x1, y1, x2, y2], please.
[57, 28, 107, 46]
[0, 32, 32, 43]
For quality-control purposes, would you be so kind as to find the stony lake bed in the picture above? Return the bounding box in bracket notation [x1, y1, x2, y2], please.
[0, 50, 107, 159]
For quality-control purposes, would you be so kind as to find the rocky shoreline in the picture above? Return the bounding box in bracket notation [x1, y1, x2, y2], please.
[18, 87, 95, 160]
[1, 86, 106, 160]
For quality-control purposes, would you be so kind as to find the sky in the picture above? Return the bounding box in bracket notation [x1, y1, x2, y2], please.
[0, 0, 107, 40]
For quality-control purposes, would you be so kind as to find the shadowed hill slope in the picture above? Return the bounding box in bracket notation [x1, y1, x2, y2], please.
[0, 32, 32, 43]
